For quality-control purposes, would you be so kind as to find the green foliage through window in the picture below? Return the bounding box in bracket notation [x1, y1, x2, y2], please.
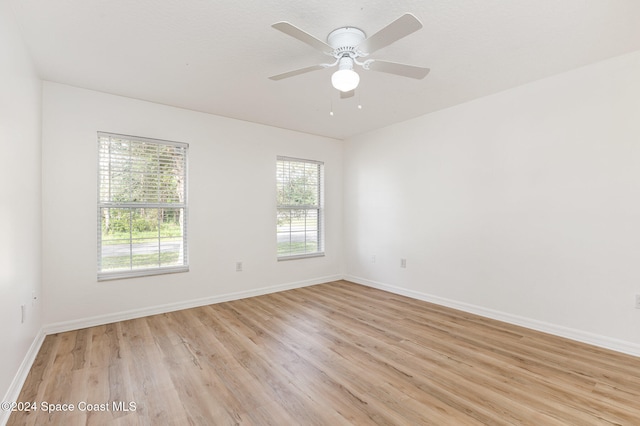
[276, 157, 324, 258]
[98, 133, 188, 278]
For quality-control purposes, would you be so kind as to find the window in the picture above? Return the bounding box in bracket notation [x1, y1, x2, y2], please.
[276, 156, 324, 259]
[98, 132, 188, 280]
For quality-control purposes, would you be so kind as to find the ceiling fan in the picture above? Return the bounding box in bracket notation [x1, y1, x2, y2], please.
[269, 13, 430, 97]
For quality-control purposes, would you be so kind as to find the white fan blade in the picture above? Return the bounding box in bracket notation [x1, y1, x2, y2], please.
[269, 65, 325, 81]
[340, 90, 355, 99]
[367, 60, 430, 79]
[272, 22, 332, 53]
[357, 13, 423, 54]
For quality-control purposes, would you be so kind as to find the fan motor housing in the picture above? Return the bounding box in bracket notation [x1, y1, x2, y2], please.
[327, 27, 366, 55]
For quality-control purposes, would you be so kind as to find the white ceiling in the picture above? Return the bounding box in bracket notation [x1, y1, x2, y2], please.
[10, 0, 640, 140]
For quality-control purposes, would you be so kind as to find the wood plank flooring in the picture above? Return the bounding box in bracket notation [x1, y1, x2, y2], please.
[9, 280, 640, 425]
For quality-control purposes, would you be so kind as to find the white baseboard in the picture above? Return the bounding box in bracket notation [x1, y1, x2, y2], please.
[1, 329, 46, 426]
[43, 275, 342, 335]
[345, 275, 640, 358]
[8, 272, 635, 426]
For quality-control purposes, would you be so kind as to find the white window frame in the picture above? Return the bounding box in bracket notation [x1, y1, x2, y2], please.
[276, 156, 325, 260]
[97, 132, 189, 280]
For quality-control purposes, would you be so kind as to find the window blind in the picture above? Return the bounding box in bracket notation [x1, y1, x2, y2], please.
[98, 132, 189, 280]
[276, 156, 324, 259]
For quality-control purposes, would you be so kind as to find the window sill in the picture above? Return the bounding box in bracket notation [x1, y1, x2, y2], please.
[98, 266, 189, 281]
[277, 252, 325, 261]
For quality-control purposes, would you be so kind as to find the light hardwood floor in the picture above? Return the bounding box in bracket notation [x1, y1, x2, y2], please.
[9, 280, 640, 425]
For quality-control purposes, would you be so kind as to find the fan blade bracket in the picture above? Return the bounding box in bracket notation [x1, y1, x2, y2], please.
[361, 59, 375, 70]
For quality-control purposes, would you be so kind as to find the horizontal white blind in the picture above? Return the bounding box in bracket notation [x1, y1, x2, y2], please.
[98, 132, 189, 280]
[276, 156, 324, 259]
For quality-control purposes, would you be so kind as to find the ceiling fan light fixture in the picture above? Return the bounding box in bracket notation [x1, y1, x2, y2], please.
[331, 56, 359, 92]
[331, 68, 360, 92]
[270, 14, 429, 94]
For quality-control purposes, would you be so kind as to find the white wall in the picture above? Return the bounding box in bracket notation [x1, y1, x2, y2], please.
[6, 13, 640, 408]
[344, 50, 640, 352]
[0, 0, 43, 407]
[41, 82, 343, 327]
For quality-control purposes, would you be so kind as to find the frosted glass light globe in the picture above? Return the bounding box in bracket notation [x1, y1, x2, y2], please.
[331, 69, 360, 92]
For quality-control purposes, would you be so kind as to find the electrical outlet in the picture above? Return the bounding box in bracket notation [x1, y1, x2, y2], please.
[236, 262, 243, 272]
[635, 294, 640, 309]
[400, 258, 407, 268]
[21, 305, 26, 324]
[371, 255, 376, 264]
